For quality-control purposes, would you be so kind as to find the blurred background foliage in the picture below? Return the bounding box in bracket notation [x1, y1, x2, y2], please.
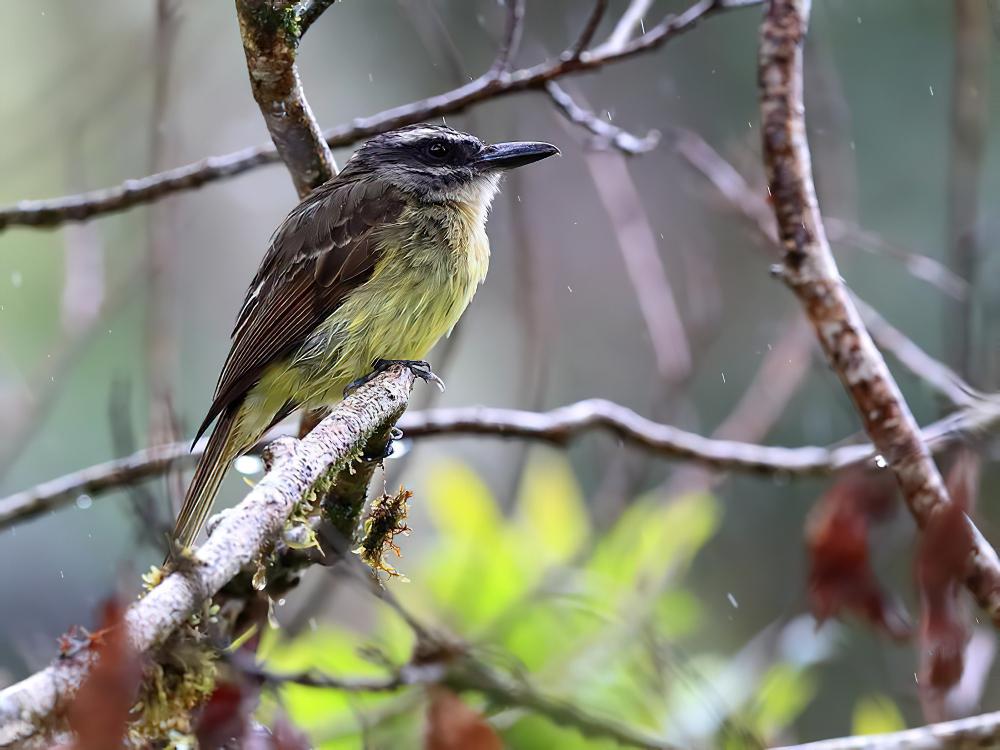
[1, 0, 999, 746]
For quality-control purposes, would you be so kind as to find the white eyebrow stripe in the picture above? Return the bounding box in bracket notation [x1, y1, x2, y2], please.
[391, 128, 472, 146]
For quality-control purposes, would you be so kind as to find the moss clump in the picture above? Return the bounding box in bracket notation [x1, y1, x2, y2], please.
[128, 639, 217, 745]
[356, 487, 413, 579]
[248, 2, 302, 43]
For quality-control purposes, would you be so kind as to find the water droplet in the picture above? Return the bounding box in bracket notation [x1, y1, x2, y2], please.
[75, 494, 93, 510]
[252, 567, 267, 591]
[727, 592, 739, 608]
[234, 455, 264, 475]
[874, 455, 887, 468]
[10, 271, 22, 288]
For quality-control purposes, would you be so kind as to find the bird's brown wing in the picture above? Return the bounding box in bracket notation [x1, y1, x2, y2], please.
[193, 177, 405, 442]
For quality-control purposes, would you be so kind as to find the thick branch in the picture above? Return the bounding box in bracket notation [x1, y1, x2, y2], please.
[4, 396, 1000, 531]
[0, 367, 415, 748]
[235, 0, 336, 195]
[759, 0, 1000, 622]
[0, 0, 760, 230]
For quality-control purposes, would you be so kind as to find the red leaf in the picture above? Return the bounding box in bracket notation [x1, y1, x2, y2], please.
[424, 687, 502, 750]
[805, 469, 910, 638]
[916, 450, 979, 716]
[195, 678, 262, 750]
[66, 600, 141, 750]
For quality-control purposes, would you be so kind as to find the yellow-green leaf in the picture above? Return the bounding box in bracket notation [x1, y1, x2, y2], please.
[516, 451, 590, 563]
[852, 694, 906, 736]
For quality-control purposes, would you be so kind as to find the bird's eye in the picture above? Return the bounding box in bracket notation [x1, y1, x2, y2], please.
[426, 141, 449, 159]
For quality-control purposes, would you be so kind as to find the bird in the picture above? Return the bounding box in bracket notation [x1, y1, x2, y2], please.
[171, 124, 559, 549]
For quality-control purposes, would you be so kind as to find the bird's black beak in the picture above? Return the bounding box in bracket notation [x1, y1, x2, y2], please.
[475, 141, 560, 170]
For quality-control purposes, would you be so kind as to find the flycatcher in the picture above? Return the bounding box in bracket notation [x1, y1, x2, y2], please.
[172, 124, 558, 548]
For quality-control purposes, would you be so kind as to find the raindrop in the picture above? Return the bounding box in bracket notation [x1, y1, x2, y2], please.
[10, 271, 22, 288]
[727, 592, 739, 609]
[874, 455, 887, 468]
[234, 455, 264, 475]
[928, 85, 934, 96]
[721, 372, 726, 384]
[75, 494, 93, 510]
[277, 598, 287, 607]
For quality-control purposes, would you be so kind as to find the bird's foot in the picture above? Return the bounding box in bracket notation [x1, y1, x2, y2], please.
[344, 359, 446, 397]
[361, 426, 404, 462]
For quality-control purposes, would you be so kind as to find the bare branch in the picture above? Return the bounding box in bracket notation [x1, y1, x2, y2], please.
[0, 0, 761, 231]
[582, 147, 692, 384]
[5, 396, 1000, 531]
[0, 367, 416, 747]
[569, 0, 609, 59]
[946, 0, 992, 374]
[773, 708, 1000, 750]
[235, 0, 336, 196]
[546, 82, 659, 154]
[600, 0, 655, 53]
[674, 129, 967, 301]
[823, 217, 969, 302]
[490, 0, 526, 77]
[759, 0, 1000, 623]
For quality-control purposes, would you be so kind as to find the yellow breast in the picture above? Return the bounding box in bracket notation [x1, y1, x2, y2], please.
[292, 200, 490, 405]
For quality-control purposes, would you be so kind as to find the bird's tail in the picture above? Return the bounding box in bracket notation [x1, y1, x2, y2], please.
[170, 407, 243, 554]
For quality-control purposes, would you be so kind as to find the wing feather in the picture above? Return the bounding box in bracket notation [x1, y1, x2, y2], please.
[194, 177, 405, 441]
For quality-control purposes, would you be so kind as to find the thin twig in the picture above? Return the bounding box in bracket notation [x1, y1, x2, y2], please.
[582, 147, 692, 385]
[490, 0, 525, 77]
[759, 0, 1000, 624]
[569, 0, 609, 59]
[946, 0, 992, 376]
[663, 318, 814, 495]
[673, 129, 968, 301]
[0, 0, 761, 230]
[854, 295, 977, 409]
[599, 0, 655, 53]
[0, 367, 416, 748]
[773, 707, 1000, 749]
[4, 395, 1000, 531]
[546, 81, 659, 154]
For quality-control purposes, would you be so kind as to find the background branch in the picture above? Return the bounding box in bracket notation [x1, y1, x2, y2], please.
[759, 0, 1000, 622]
[5, 394, 1000, 531]
[0, 0, 760, 231]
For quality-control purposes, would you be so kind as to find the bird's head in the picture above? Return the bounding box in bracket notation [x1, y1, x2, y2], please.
[341, 124, 559, 206]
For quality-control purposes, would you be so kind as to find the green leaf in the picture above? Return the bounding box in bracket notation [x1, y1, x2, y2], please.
[852, 694, 905, 736]
[753, 664, 817, 735]
[653, 589, 703, 639]
[515, 451, 590, 563]
[425, 459, 502, 540]
[588, 492, 720, 592]
[418, 459, 536, 630]
[263, 626, 395, 734]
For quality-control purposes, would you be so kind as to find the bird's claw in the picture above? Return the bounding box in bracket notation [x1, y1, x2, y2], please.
[344, 359, 446, 397]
